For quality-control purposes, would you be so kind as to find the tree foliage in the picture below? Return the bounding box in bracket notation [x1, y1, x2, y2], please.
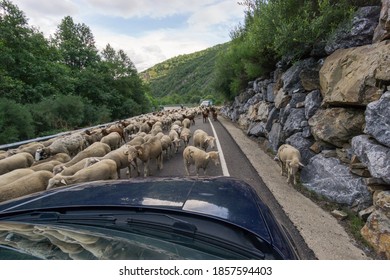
[213, 0, 370, 101]
[0, 0, 150, 144]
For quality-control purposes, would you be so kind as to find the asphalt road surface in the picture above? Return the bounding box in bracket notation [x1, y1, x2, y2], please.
[121, 114, 316, 260]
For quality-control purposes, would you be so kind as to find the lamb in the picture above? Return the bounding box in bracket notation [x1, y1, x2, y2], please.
[180, 127, 192, 147]
[0, 168, 35, 187]
[0, 170, 53, 203]
[36, 133, 86, 160]
[100, 132, 121, 151]
[125, 136, 163, 177]
[54, 142, 111, 173]
[0, 152, 35, 175]
[47, 159, 118, 190]
[193, 129, 216, 151]
[183, 146, 220, 176]
[274, 144, 304, 185]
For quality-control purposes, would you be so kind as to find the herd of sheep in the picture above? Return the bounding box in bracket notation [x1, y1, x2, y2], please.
[0, 106, 222, 204]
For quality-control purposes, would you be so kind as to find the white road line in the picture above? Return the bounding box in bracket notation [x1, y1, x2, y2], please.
[208, 118, 230, 176]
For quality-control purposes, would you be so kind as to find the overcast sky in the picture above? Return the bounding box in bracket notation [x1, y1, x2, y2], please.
[11, 0, 246, 71]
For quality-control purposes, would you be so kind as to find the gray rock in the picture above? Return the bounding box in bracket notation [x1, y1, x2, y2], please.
[351, 135, 390, 184]
[301, 154, 372, 210]
[289, 91, 307, 109]
[268, 122, 284, 152]
[285, 132, 315, 165]
[325, 6, 381, 54]
[305, 90, 322, 119]
[247, 122, 267, 137]
[283, 108, 306, 139]
[364, 91, 390, 148]
[266, 83, 276, 102]
[265, 107, 279, 132]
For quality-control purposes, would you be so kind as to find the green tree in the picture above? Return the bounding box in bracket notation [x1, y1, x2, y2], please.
[52, 16, 99, 70]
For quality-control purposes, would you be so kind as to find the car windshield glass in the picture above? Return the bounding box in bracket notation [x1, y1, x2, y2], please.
[0, 219, 266, 260]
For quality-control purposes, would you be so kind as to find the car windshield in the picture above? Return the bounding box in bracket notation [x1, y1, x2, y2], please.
[0, 209, 274, 260]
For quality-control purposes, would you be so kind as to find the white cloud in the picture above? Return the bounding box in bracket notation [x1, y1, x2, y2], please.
[10, 0, 245, 71]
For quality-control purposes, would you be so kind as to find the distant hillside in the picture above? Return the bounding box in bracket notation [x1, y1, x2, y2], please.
[141, 43, 228, 105]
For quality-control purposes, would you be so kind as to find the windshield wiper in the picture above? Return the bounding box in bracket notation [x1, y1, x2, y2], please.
[125, 213, 197, 236]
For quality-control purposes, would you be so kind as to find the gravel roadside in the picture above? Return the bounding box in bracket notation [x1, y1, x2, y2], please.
[218, 116, 370, 260]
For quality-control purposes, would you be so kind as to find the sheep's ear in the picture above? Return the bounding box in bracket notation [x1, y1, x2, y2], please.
[299, 162, 305, 167]
[60, 179, 67, 185]
[206, 154, 210, 160]
[124, 150, 128, 155]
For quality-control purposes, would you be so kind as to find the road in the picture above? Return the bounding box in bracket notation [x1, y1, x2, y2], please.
[121, 113, 316, 259]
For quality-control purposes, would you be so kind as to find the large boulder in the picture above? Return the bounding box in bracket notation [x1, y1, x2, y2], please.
[301, 154, 372, 210]
[320, 40, 390, 106]
[373, 0, 390, 42]
[351, 135, 390, 184]
[364, 91, 390, 148]
[309, 108, 365, 148]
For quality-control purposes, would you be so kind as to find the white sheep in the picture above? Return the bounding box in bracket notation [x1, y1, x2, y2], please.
[0, 170, 53, 203]
[183, 146, 219, 176]
[47, 159, 118, 190]
[180, 127, 192, 147]
[53, 158, 91, 176]
[55, 142, 111, 172]
[125, 136, 163, 177]
[36, 133, 86, 160]
[30, 160, 63, 172]
[193, 129, 216, 151]
[160, 135, 173, 159]
[100, 132, 121, 151]
[91, 145, 132, 178]
[32, 152, 71, 166]
[274, 144, 304, 185]
[169, 129, 181, 153]
[7, 142, 45, 157]
[0, 152, 35, 175]
[0, 168, 35, 187]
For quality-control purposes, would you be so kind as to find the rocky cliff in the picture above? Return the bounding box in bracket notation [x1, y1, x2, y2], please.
[221, 2, 390, 259]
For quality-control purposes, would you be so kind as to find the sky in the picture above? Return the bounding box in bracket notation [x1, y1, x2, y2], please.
[11, 0, 246, 71]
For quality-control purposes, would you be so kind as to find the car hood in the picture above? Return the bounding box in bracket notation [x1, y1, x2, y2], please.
[0, 177, 280, 248]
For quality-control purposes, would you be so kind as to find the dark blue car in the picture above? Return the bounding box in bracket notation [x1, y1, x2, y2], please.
[0, 177, 298, 260]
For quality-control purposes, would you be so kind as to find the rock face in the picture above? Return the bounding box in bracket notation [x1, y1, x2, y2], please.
[220, 2, 390, 259]
[320, 40, 390, 107]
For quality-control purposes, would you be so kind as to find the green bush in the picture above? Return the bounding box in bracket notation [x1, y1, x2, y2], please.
[0, 98, 34, 144]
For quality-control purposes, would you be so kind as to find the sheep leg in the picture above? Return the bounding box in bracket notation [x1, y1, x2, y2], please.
[183, 159, 190, 176]
[144, 159, 150, 177]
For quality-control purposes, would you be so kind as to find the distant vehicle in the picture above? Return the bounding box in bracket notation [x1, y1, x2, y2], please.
[0, 177, 298, 260]
[200, 100, 213, 107]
